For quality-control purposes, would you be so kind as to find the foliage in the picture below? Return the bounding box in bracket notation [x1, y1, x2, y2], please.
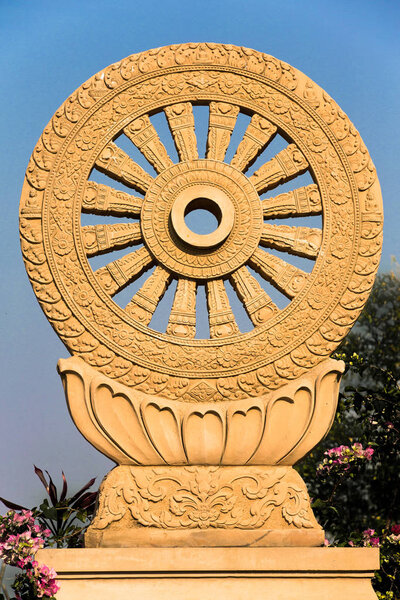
[0, 469, 97, 599]
[297, 268, 400, 598]
[0, 510, 59, 599]
[0, 467, 97, 548]
[346, 526, 400, 600]
[375, 526, 400, 600]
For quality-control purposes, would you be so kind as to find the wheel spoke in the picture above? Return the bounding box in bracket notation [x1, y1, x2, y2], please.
[164, 102, 198, 161]
[260, 224, 322, 259]
[94, 246, 153, 296]
[88, 111, 317, 335]
[83, 182, 143, 216]
[166, 278, 197, 338]
[82, 223, 142, 257]
[125, 266, 171, 325]
[124, 115, 174, 173]
[250, 144, 308, 193]
[262, 184, 322, 218]
[249, 248, 308, 299]
[231, 114, 277, 172]
[95, 142, 153, 193]
[230, 266, 279, 325]
[206, 279, 239, 338]
[206, 102, 239, 161]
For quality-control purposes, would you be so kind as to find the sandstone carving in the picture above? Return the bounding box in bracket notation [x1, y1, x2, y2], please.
[19, 43, 383, 552]
[19, 43, 383, 399]
[58, 357, 343, 467]
[85, 465, 323, 548]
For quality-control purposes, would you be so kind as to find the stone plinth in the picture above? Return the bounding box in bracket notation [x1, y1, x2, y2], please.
[36, 547, 379, 600]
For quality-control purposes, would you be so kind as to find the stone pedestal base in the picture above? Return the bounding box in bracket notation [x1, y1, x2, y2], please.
[36, 547, 379, 600]
[85, 465, 323, 547]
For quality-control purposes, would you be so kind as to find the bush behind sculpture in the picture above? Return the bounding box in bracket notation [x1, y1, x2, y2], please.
[298, 268, 400, 598]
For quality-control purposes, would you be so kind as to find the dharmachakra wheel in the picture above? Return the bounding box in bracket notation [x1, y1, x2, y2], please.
[20, 43, 383, 401]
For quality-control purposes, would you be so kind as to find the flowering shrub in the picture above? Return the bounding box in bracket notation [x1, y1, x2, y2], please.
[0, 511, 50, 567]
[0, 510, 59, 599]
[345, 525, 400, 599]
[362, 528, 381, 548]
[1, 466, 97, 549]
[0, 469, 98, 599]
[376, 526, 400, 600]
[310, 437, 400, 598]
[13, 562, 59, 600]
[317, 443, 374, 475]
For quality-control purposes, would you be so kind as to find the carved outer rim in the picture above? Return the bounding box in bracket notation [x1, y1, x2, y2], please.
[19, 43, 383, 401]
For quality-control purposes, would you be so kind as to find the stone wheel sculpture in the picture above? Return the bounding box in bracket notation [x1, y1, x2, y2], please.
[20, 43, 383, 404]
[20, 46, 383, 541]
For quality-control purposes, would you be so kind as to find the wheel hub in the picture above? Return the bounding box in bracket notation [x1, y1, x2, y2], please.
[141, 159, 263, 279]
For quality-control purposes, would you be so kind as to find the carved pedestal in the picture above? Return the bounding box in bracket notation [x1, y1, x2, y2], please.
[85, 465, 323, 548]
[58, 356, 344, 549]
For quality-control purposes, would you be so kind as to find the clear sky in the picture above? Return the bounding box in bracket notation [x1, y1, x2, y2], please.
[0, 0, 399, 507]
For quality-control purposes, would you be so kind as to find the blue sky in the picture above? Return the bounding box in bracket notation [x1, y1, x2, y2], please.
[0, 0, 399, 506]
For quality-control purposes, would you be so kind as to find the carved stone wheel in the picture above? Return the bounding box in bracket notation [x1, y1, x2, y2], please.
[20, 43, 383, 402]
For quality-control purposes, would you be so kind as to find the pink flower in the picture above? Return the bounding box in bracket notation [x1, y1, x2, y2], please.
[363, 528, 376, 537]
[363, 447, 374, 460]
[362, 528, 380, 547]
[0, 512, 59, 599]
[33, 562, 60, 598]
[16, 559, 26, 568]
[317, 443, 374, 475]
[391, 524, 400, 535]
[0, 510, 48, 567]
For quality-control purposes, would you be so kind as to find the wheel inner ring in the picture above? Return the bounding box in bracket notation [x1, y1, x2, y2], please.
[141, 159, 264, 279]
[170, 184, 235, 248]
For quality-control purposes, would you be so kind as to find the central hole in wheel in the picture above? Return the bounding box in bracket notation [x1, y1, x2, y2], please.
[184, 198, 222, 235]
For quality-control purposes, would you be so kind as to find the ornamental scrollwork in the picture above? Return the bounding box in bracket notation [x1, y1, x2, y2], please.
[89, 465, 319, 531]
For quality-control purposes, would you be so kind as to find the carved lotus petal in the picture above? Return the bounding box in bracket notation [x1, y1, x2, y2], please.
[58, 356, 344, 467]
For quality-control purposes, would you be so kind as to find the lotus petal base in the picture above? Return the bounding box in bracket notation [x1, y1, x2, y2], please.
[58, 356, 344, 467]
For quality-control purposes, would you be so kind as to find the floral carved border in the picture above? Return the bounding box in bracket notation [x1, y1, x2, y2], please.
[89, 465, 320, 531]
